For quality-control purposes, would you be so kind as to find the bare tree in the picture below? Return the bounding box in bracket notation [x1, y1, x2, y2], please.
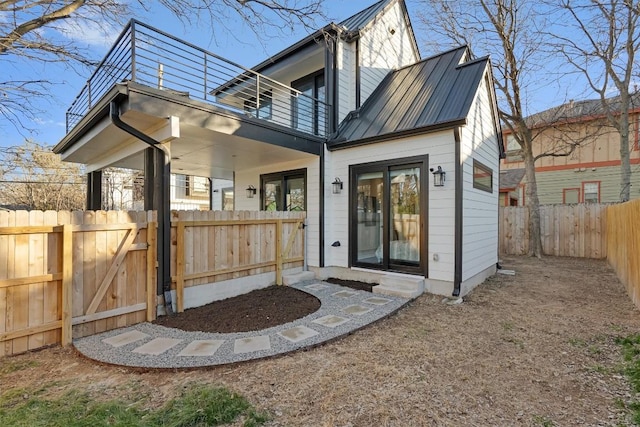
[0, 0, 326, 134]
[552, 0, 640, 202]
[0, 140, 86, 210]
[418, 0, 557, 257]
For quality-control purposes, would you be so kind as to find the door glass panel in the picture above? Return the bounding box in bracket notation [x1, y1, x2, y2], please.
[286, 177, 305, 211]
[389, 166, 420, 265]
[263, 179, 281, 211]
[356, 171, 384, 265]
[293, 81, 313, 134]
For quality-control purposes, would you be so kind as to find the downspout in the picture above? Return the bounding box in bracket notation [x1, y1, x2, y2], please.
[110, 100, 173, 315]
[453, 128, 463, 297]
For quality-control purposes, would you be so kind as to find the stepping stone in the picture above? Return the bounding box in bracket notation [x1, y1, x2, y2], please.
[312, 315, 350, 328]
[332, 290, 358, 298]
[102, 330, 148, 348]
[234, 336, 270, 354]
[178, 340, 224, 357]
[363, 296, 393, 306]
[342, 304, 373, 316]
[133, 338, 182, 355]
[278, 325, 319, 343]
[305, 283, 329, 291]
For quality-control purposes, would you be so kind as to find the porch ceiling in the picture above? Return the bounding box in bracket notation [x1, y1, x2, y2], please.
[56, 82, 322, 179]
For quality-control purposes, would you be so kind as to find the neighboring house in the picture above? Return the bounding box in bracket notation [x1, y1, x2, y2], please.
[499, 168, 525, 206]
[501, 94, 640, 204]
[53, 0, 504, 301]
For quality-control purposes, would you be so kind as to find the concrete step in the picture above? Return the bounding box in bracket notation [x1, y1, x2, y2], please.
[373, 275, 425, 299]
[282, 271, 315, 286]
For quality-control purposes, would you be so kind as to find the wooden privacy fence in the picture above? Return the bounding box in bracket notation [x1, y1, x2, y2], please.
[170, 210, 305, 312]
[0, 211, 155, 357]
[499, 204, 608, 258]
[1, 210, 305, 357]
[606, 200, 640, 308]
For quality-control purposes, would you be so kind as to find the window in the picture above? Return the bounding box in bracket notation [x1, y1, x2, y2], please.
[292, 71, 325, 136]
[185, 175, 209, 197]
[261, 169, 306, 211]
[244, 91, 272, 120]
[582, 182, 600, 203]
[350, 156, 427, 275]
[473, 160, 493, 193]
[221, 187, 234, 211]
[563, 188, 580, 204]
[505, 134, 523, 162]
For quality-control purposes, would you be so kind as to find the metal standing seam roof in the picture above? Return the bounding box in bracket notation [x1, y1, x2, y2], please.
[329, 46, 491, 147]
[339, 0, 392, 31]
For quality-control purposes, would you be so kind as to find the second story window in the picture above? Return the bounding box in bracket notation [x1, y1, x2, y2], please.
[583, 182, 600, 203]
[505, 134, 523, 162]
[292, 71, 325, 136]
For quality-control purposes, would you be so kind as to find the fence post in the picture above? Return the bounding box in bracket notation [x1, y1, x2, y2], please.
[61, 224, 73, 346]
[176, 221, 185, 312]
[146, 221, 157, 322]
[276, 219, 283, 285]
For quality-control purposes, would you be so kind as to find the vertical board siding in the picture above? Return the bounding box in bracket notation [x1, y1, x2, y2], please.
[499, 204, 608, 258]
[607, 200, 640, 309]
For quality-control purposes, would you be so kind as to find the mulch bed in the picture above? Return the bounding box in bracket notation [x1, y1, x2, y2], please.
[152, 285, 321, 333]
[154, 279, 374, 334]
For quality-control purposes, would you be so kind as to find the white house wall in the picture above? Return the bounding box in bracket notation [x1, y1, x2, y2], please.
[337, 39, 357, 124]
[234, 156, 321, 267]
[460, 75, 500, 284]
[358, 1, 419, 106]
[325, 130, 457, 284]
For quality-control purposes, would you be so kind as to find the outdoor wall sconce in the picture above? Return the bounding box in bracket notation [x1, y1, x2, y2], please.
[332, 177, 343, 194]
[430, 166, 446, 187]
[246, 185, 257, 198]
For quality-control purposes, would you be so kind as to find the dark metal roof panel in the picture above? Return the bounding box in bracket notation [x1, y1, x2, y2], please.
[340, 0, 392, 31]
[332, 46, 490, 146]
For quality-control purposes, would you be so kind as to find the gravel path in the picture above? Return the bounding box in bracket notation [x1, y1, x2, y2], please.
[73, 281, 410, 368]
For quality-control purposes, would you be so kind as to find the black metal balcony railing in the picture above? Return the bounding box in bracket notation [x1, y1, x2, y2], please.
[65, 20, 329, 138]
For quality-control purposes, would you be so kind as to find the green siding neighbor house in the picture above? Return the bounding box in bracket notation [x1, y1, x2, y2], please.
[501, 95, 640, 205]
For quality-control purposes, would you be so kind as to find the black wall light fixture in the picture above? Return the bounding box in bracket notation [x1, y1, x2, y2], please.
[430, 166, 446, 187]
[332, 177, 343, 194]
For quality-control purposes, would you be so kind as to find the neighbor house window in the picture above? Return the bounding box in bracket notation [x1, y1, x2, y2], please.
[261, 169, 306, 211]
[185, 175, 209, 197]
[504, 134, 523, 162]
[244, 91, 272, 120]
[563, 188, 580, 204]
[473, 160, 493, 193]
[582, 182, 600, 203]
[221, 187, 234, 211]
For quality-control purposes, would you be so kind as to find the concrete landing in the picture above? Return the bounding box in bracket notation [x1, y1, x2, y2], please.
[374, 275, 425, 299]
[282, 271, 315, 285]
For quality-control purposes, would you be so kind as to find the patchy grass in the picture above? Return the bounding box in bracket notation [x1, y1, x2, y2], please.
[616, 334, 640, 424]
[0, 382, 267, 427]
[0, 359, 39, 375]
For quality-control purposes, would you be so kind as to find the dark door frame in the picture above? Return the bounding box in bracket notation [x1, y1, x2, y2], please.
[349, 155, 429, 276]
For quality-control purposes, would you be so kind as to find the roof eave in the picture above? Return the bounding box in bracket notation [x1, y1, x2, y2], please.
[327, 118, 466, 151]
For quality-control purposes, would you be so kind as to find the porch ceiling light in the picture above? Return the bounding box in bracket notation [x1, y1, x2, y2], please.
[332, 177, 343, 194]
[430, 166, 446, 187]
[246, 185, 257, 198]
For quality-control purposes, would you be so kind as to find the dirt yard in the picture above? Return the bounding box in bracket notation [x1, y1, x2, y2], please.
[2, 256, 640, 426]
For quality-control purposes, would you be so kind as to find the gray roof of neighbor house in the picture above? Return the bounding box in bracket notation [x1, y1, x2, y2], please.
[500, 168, 525, 191]
[249, 0, 418, 72]
[526, 92, 640, 128]
[329, 46, 493, 147]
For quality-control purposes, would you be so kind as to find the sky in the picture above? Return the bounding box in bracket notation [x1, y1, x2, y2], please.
[0, 0, 597, 149]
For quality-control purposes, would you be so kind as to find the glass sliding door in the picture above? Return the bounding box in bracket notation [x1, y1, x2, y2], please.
[350, 157, 427, 274]
[355, 171, 384, 266]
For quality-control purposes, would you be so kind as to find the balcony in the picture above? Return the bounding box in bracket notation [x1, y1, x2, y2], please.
[65, 20, 329, 139]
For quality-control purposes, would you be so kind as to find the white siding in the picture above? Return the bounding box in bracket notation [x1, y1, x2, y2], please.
[234, 156, 321, 267]
[325, 130, 457, 283]
[337, 39, 357, 124]
[358, 2, 419, 105]
[460, 75, 500, 281]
